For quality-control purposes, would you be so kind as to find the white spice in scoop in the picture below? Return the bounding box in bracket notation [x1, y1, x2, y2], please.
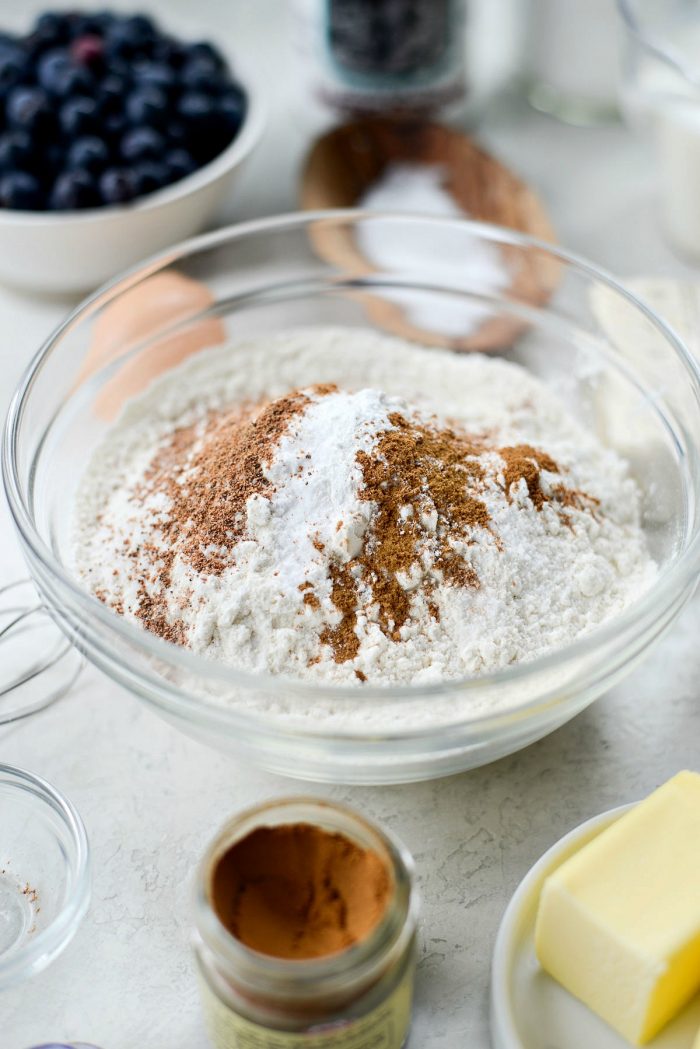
[356, 163, 509, 337]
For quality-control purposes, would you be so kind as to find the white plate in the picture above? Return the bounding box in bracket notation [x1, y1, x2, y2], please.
[491, 805, 700, 1049]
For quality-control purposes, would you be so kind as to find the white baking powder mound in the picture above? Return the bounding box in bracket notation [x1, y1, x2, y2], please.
[356, 162, 509, 337]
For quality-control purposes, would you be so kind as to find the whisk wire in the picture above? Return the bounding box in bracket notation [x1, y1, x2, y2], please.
[0, 578, 83, 721]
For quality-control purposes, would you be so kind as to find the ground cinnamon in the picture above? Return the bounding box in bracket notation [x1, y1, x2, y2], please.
[322, 411, 490, 659]
[99, 384, 597, 662]
[499, 444, 559, 511]
[211, 823, 391, 960]
[121, 387, 330, 639]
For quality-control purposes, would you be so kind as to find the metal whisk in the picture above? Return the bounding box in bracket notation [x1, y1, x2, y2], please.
[0, 579, 83, 725]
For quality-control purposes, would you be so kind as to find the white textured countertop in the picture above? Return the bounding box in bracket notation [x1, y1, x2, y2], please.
[1, 3, 699, 1048]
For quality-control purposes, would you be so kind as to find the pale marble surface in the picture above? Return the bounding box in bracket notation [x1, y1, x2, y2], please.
[1, 3, 699, 1048]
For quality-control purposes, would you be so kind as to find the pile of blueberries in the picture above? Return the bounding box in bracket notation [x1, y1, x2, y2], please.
[0, 10, 247, 211]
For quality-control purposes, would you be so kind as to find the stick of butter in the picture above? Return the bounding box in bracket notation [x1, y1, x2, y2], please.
[535, 771, 700, 1045]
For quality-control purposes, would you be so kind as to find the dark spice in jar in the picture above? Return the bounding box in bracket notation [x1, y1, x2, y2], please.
[211, 822, 391, 960]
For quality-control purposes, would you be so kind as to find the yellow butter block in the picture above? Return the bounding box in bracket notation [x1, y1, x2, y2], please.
[694, 1024, 700, 1049]
[535, 771, 700, 1045]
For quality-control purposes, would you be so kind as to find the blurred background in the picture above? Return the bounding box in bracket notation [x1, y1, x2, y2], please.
[0, 0, 692, 277]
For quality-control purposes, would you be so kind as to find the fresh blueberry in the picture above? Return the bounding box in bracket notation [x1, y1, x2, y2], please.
[97, 73, 128, 114]
[6, 87, 53, 136]
[64, 12, 100, 40]
[71, 34, 105, 70]
[104, 16, 155, 60]
[180, 57, 223, 93]
[164, 119, 187, 147]
[46, 141, 67, 173]
[177, 92, 224, 161]
[125, 85, 169, 127]
[0, 129, 34, 171]
[59, 96, 98, 137]
[0, 170, 43, 209]
[76, 10, 115, 36]
[120, 125, 165, 162]
[132, 60, 176, 95]
[48, 62, 94, 99]
[150, 37, 186, 69]
[0, 33, 19, 55]
[98, 166, 137, 204]
[103, 112, 127, 143]
[122, 14, 157, 40]
[103, 25, 137, 61]
[49, 168, 98, 210]
[177, 91, 214, 127]
[33, 12, 72, 44]
[0, 51, 25, 95]
[164, 147, 196, 182]
[103, 55, 131, 81]
[24, 24, 68, 61]
[185, 41, 225, 71]
[66, 136, 110, 174]
[132, 160, 169, 196]
[218, 87, 246, 133]
[37, 48, 71, 93]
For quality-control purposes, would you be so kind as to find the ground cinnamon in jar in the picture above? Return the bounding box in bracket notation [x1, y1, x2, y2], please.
[211, 823, 391, 960]
[193, 799, 418, 1049]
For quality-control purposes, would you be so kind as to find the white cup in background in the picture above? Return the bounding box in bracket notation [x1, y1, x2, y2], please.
[619, 0, 700, 260]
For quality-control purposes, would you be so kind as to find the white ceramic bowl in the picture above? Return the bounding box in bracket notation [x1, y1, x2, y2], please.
[0, 71, 265, 295]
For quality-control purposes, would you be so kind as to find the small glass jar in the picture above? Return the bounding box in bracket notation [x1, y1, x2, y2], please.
[293, 0, 469, 120]
[193, 798, 418, 1049]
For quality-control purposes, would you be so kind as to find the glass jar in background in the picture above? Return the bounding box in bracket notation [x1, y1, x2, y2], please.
[527, 0, 622, 124]
[619, 0, 700, 261]
[293, 0, 469, 119]
[193, 798, 418, 1049]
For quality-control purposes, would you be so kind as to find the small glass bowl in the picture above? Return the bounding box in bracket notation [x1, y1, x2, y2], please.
[0, 764, 90, 988]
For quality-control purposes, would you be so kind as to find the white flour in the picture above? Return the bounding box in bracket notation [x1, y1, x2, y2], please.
[74, 328, 656, 697]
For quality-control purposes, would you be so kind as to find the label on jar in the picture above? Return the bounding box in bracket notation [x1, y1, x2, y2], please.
[199, 968, 413, 1049]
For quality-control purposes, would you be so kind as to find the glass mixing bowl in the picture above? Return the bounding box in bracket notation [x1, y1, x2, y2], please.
[4, 213, 700, 784]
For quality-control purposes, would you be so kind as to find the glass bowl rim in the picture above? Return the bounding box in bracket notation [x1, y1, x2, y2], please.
[617, 0, 700, 86]
[3, 210, 700, 734]
[0, 762, 91, 987]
